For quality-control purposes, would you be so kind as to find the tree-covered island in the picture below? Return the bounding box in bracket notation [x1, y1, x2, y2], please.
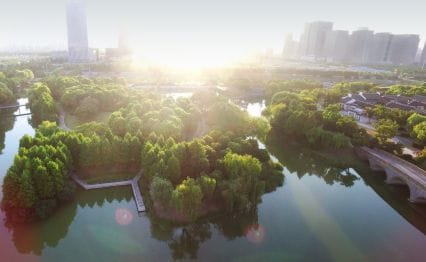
[2, 78, 283, 223]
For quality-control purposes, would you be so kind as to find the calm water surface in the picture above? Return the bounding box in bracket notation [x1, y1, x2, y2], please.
[0, 99, 425, 261]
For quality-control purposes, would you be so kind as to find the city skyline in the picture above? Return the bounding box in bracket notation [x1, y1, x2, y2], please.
[291, 21, 421, 65]
[0, 0, 425, 53]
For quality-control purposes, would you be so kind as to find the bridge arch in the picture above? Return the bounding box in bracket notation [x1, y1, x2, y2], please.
[360, 147, 426, 204]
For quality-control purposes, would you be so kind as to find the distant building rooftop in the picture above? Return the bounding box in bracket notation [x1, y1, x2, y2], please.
[413, 95, 426, 104]
[385, 101, 415, 111]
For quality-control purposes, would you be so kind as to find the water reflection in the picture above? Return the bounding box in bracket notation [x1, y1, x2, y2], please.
[265, 133, 361, 187]
[264, 132, 426, 235]
[4, 188, 132, 255]
[1, 98, 425, 260]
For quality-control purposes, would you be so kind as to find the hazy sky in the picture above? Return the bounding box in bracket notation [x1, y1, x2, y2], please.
[1, 0, 425, 57]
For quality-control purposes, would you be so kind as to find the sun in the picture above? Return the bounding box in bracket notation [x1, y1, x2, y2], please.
[131, 46, 242, 69]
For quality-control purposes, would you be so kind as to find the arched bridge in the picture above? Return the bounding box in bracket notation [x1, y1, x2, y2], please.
[359, 147, 426, 203]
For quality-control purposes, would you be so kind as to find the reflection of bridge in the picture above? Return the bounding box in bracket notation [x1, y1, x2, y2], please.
[71, 169, 146, 212]
[359, 147, 426, 203]
[0, 103, 31, 117]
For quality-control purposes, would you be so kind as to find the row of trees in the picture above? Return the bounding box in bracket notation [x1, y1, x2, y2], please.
[385, 84, 426, 96]
[108, 95, 200, 139]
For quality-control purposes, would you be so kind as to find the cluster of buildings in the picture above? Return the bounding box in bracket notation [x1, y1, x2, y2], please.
[66, 1, 131, 63]
[283, 21, 424, 66]
[342, 93, 426, 116]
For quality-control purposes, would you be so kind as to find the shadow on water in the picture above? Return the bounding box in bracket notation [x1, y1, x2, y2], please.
[264, 132, 426, 235]
[3, 187, 133, 255]
[147, 207, 259, 260]
[5, 181, 260, 260]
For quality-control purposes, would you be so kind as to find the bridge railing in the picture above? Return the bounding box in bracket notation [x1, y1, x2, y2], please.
[362, 147, 426, 176]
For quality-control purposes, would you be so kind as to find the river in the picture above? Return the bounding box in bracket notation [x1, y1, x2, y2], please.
[0, 98, 425, 261]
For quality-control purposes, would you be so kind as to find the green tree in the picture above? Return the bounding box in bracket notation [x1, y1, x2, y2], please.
[374, 119, 399, 144]
[413, 122, 426, 144]
[172, 177, 203, 220]
[0, 82, 14, 104]
[165, 155, 181, 184]
[150, 177, 173, 209]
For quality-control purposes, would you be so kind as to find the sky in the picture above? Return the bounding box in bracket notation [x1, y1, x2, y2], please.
[0, 0, 425, 65]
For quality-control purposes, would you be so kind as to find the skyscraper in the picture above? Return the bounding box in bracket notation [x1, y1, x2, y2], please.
[66, 1, 89, 62]
[367, 32, 392, 64]
[323, 30, 349, 62]
[421, 42, 426, 67]
[346, 28, 373, 64]
[298, 21, 333, 59]
[386, 34, 420, 65]
[282, 34, 298, 59]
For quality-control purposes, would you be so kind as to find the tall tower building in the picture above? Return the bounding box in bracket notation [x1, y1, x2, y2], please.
[282, 34, 298, 59]
[421, 42, 426, 67]
[323, 30, 349, 63]
[346, 28, 374, 64]
[386, 34, 420, 65]
[66, 1, 89, 62]
[367, 33, 392, 64]
[298, 21, 333, 59]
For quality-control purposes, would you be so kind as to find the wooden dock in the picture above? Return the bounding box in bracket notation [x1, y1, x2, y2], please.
[71, 170, 146, 212]
[131, 172, 145, 212]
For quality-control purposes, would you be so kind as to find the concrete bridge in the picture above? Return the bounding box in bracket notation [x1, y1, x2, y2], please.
[71, 169, 146, 212]
[359, 147, 426, 203]
[0, 103, 31, 117]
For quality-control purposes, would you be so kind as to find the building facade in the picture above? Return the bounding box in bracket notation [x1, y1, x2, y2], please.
[420, 42, 426, 67]
[366, 33, 392, 64]
[298, 21, 333, 59]
[386, 34, 420, 65]
[345, 28, 373, 64]
[66, 1, 89, 63]
[324, 30, 349, 63]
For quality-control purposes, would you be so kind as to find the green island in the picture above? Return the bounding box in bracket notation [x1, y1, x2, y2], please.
[2, 77, 283, 223]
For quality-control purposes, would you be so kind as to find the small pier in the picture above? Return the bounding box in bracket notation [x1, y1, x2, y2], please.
[71, 170, 146, 212]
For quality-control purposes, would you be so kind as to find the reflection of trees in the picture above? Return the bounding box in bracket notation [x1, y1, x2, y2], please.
[3, 200, 77, 255]
[265, 133, 362, 187]
[148, 208, 259, 260]
[0, 112, 15, 153]
[3, 187, 132, 255]
[169, 222, 212, 260]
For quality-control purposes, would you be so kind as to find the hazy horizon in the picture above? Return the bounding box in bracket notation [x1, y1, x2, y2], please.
[1, 0, 425, 63]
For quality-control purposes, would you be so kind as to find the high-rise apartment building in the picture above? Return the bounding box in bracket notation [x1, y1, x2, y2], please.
[282, 34, 298, 59]
[421, 42, 426, 67]
[346, 28, 373, 64]
[367, 33, 392, 64]
[323, 30, 349, 62]
[298, 21, 333, 59]
[66, 1, 89, 62]
[386, 34, 420, 65]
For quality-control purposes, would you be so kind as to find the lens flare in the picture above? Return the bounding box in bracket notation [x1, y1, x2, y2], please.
[115, 208, 133, 226]
[245, 224, 265, 244]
